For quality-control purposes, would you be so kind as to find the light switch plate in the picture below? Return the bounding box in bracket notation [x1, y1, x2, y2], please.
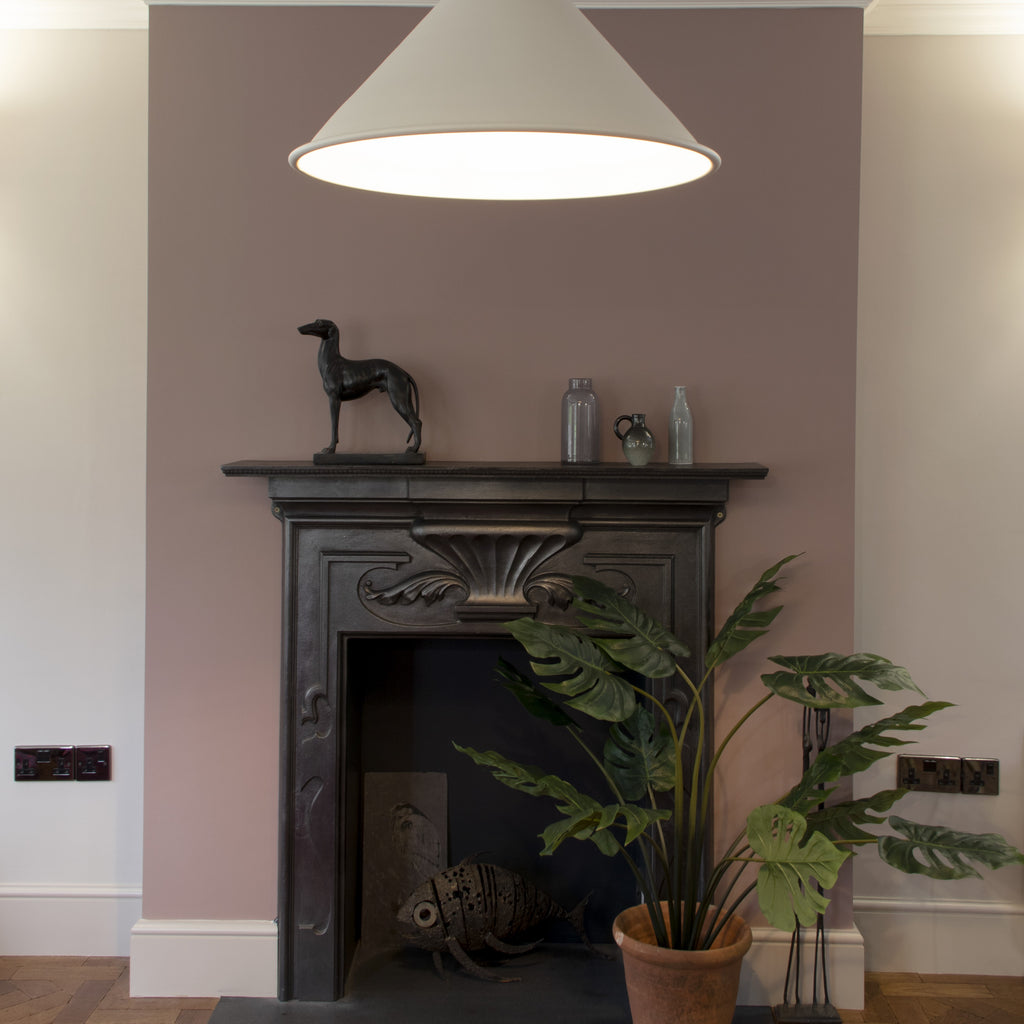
[897, 754, 961, 793]
[961, 757, 999, 795]
[15, 746, 75, 781]
[75, 745, 112, 781]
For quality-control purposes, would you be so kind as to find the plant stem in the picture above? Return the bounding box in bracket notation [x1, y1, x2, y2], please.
[568, 724, 626, 804]
[564, 717, 675, 905]
[701, 841, 751, 912]
[704, 879, 758, 949]
[668, 665, 705, 948]
[629, 682, 688, 945]
[699, 692, 773, 837]
[612, 834, 666, 945]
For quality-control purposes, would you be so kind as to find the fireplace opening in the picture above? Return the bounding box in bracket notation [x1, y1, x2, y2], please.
[344, 634, 640, 976]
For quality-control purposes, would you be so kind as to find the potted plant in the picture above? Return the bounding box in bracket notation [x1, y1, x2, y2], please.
[456, 557, 1024, 1024]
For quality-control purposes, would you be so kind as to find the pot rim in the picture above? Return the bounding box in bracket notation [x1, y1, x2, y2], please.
[612, 902, 753, 969]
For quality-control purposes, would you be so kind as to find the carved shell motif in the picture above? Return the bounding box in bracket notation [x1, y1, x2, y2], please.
[363, 521, 582, 621]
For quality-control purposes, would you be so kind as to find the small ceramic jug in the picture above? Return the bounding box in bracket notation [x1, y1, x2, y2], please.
[614, 413, 655, 467]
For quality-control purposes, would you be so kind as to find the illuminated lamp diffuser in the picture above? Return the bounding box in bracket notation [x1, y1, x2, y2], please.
[288, 0, 721, 201]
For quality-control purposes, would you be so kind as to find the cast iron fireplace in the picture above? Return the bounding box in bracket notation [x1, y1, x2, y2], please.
[222, 461, 767, 1004]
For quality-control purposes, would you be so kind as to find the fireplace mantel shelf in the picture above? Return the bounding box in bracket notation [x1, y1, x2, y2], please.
[222, 460, 768, 511]
[222, 459, 768, 480]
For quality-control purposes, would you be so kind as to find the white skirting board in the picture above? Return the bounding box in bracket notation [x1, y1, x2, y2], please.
[740, 926, 864, 1011]
[129, 919, 278, 998]
[855, 897, 1024, 976]
[129, 917, 865, 1009]
[0, 885, 142, 956]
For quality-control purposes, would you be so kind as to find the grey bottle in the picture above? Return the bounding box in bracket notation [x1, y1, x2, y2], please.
[561, 378, 600, 464]
[668, 385, 693, 465]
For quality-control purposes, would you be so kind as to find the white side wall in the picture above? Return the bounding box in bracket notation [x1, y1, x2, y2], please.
[0, 28, 148, 953]
[855, 34, 1024, 974]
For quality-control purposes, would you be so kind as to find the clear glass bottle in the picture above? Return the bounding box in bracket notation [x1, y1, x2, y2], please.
[668, 385, 693, 465]
[561, 378, 600, 464]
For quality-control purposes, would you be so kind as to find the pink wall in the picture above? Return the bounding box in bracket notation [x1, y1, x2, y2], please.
[146, 6, 863, 923]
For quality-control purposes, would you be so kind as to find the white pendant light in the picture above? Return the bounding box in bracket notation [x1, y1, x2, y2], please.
[289, 0, 720, 201]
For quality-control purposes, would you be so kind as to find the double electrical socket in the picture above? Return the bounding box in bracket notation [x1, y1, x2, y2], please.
[896, 754, 999, 795]
[14, 746, 112, 781]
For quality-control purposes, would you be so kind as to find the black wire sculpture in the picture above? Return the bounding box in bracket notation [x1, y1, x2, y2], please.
[771, 702, 842, 1023]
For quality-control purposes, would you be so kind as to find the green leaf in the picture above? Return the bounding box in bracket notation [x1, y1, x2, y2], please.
[603, 705, 676, 800]
[783, 702, 952, 813]
[495, 658, 576, 728]
[454, 743, 668, 858]
[706, 555, 798, 669]
[505, 618, 636, 722]
[540, 809, 610, 854]
[619, 803, 671, 844]
[878, 817, 1024, 880]
[747, 804, 850, 930]
[454, 744, 576, 803]
[540, 802, 670, 856]
[804, 789, 907, 844]
[762, 653, 922, 709]
[570, 576, 689, 678]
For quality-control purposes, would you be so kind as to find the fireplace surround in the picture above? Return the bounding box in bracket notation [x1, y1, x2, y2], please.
[221, 460, 768, 1003]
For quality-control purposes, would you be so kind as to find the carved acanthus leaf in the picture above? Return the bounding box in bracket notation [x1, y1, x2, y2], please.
[363, 571, 467, 606]
[524, 573, 575, 610]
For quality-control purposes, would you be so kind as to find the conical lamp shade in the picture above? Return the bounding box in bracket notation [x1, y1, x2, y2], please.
[289, 0, 720, 200]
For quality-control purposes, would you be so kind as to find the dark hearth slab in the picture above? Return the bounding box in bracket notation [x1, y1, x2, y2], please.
[208, 945, 770, 1024]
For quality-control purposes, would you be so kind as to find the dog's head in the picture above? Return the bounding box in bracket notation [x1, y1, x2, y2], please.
[297, 318, 336, 339]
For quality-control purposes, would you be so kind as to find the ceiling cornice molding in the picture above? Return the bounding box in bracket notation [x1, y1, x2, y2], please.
[864, 2, 1024, 34]
[2, 0, 868, 32]
[140, 1, 872, 7]
[1, 1, 147, 29]
[5, 1, 1022, 35]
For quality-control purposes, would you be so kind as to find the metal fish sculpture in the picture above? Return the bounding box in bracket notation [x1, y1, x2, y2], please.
[395, 859, 603, 982]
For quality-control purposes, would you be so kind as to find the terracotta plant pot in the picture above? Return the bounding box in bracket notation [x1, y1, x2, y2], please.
[613, 903, 753, 1024]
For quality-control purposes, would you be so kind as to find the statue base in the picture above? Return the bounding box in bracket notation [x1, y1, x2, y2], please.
[313, 451, 426, 466]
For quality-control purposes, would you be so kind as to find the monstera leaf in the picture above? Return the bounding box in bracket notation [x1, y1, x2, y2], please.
[804, 789, 907, 843]
[706, 555, 797, 669]
[783, 702, 952, 813]
[603, 705, 675, 800]
[878, 817, 1024, 880]
[540, 801, 670, 856]
[762, 653, 922, 708]
[454, 744, 667, 857]
[454, 744, 572, 802]
[495, 658, 576, 728]
[571, 575, 689, 678]
[747, 804, 850, 930]
[505, 618, 636, 722]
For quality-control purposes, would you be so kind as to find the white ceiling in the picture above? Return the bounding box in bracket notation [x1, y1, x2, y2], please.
[3, 0, 1023, 35]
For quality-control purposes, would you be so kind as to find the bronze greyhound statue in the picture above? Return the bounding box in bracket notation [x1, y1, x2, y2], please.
[298, 318, 422, 456]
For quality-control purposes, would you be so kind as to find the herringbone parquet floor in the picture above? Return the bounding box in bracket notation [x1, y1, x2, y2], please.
[0, 958, 215, 1024]
[842, 973, 1024, 1023]
[0, 957, 1021, 1024]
